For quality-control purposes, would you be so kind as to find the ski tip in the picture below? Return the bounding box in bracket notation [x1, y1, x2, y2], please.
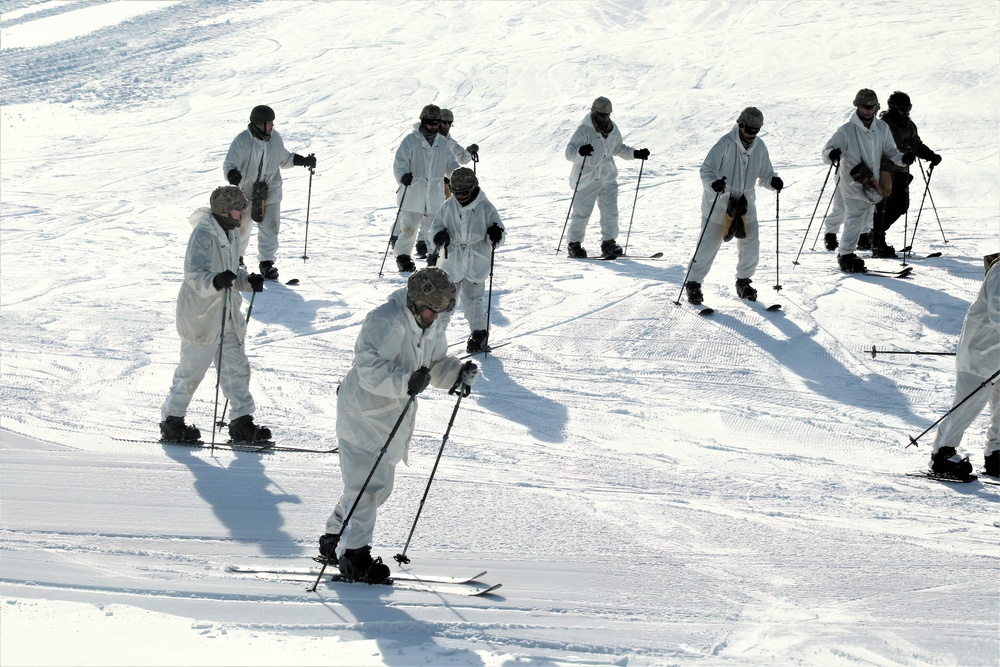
[927, 252, 942, 258]
[285, 279, 300, 285]
[765, 304, 782, 311]
[698, 308, 715, 316]
[650, 252, 664, 258]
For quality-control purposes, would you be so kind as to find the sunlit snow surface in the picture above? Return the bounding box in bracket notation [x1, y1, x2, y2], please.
[1, 1, 998, 665]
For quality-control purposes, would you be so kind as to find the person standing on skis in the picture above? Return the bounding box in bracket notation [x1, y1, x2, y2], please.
[683, 107, 782, 305]
[870, 91, 942, 258]
[429, 167, 506, 353]
[392, 104, 460, 270]
[822, 89, 914, 273]
[318, 268, 478, 583]
[928, 254, 1000, 480]
[563, 96, 650, 259]
[223, 105, 316, 282]
[160, 186, 269, 445]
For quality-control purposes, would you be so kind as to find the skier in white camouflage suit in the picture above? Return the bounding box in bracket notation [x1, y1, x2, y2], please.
[392, 104, 460, 270]
[929, 254, 1000, 479]
[684, 107, 782, 305]
[160, 186, 270, 445]
[429, 167, 506, 353]
[319, 268, 478, 583]
[563, 96, 649, 259]
[223, 104, 316, 282]
[438, 109, 479, 170]
[821, 89, 914, 273]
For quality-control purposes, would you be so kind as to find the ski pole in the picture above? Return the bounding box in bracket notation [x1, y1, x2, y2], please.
[394, 386, 467, 565]
[674, 182, 724, 305]
[918, 160, 947, 243]
[773, 189, 782, 292]
[623, 158, 645, 256]
[217, 290, 257, 431]
[302, 155, 315, 261]
[792, 161, 835, 267]
[905, 367, 1000, 448]
[309, 393, 417, 592]
[556, 154, 587, 255]
[210, 287, 230, 454]
[471, 150, 479, 175]
[809, 176, 840, 253]
[484, 240, 497, 355]
[378, 185, 408, 277]
[906, 163, 934, 260]
[869, 345, 955, 358]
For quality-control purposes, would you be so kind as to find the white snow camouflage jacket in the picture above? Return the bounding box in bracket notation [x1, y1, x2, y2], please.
[429, 189, 505, 283]
[175, 208, 252, 345]
[336, 288, 464, 464]
[699, 125, 779, 225]
[956, 262, 1000, 375]
[223, 128, 296, 206]
[564, 114, 636, 190]
[393, 126, 460, 216]
[823, 112, 905, 204]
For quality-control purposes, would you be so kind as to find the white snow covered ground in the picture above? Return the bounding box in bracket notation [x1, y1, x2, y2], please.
[2, 1, 999, 665]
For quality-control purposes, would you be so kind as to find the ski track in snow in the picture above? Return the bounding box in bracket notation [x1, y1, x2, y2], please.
[2, 1, 999, 665]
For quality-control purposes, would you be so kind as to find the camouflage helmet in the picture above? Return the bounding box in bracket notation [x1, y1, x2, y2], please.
[591, 96, 613, 114]
[440, 108, 454, 122]
[737, 106, 764, 127]
[887, 91, 912, 112]
[419, 104, 442, 122]
[407, 267, 457, 313]
[450, 167, 478, 193]
[250, 105, 275, 125]
[853, 89, 879, 108]
[210, 185, 248, 215]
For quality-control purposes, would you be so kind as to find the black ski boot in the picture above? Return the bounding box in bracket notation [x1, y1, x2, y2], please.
[160, 416, 201, 443]
[600, 239, 623, 258]
[567, 242, 587, 258]
[735, 277, 757, 301]
[239, 256, 246, 268]
[466, 329, 489, 353]
[872, 242, 897, 258]
[930, 447, 973, 479]
[824, 233, 839, 251]
[684, 281, 704, 305]
[259, 261, 279, 281]
[338, 546, 391, 584]
[984, 451, 999, 477]
[228, 414, 272, 443]
[318, 533, 340, 563]
[396, 254, 416, 273]
[857, 233, 872, 251]
[837, 253, 866, 273]
[426, 252, 439, 267]
[415, 240, 428, 260]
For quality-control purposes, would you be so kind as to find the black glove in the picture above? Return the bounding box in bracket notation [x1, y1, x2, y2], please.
[226, 168, 242, 186]
[634, 148, 650, 160]
[451, 360, 478, 396]
[293, 153, 317, 169]
[248, 273, 264, 293]
[578, 144, 594, 157]
[711, 178, 726, 193]
[401, 173, 413, 186]
[212, 270, 237, 290]
[929, 153, 942, 167]
[466, 144, 479, 156]
[433, 229, 450, 249]
[901, 152, 916, 165]
[390, 235, 398, 248]
[486, 223, 503, 246]
[828, 148, 842, 164]
[407, 366, 431, 396]
[770, 176, 784, 192]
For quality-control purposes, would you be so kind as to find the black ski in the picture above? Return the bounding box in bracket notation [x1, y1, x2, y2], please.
[619, 252, 665, 260]
[745, 301, 782, 312]
[285, 278, 300, 285]
[460, 341, 510, 359]
[113, 437, 337, 454]
[227, 564, 501, 596]
[906, 471, 1000, 486]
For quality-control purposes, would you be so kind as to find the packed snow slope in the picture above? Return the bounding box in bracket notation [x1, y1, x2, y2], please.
[2, 1, 999, 665]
